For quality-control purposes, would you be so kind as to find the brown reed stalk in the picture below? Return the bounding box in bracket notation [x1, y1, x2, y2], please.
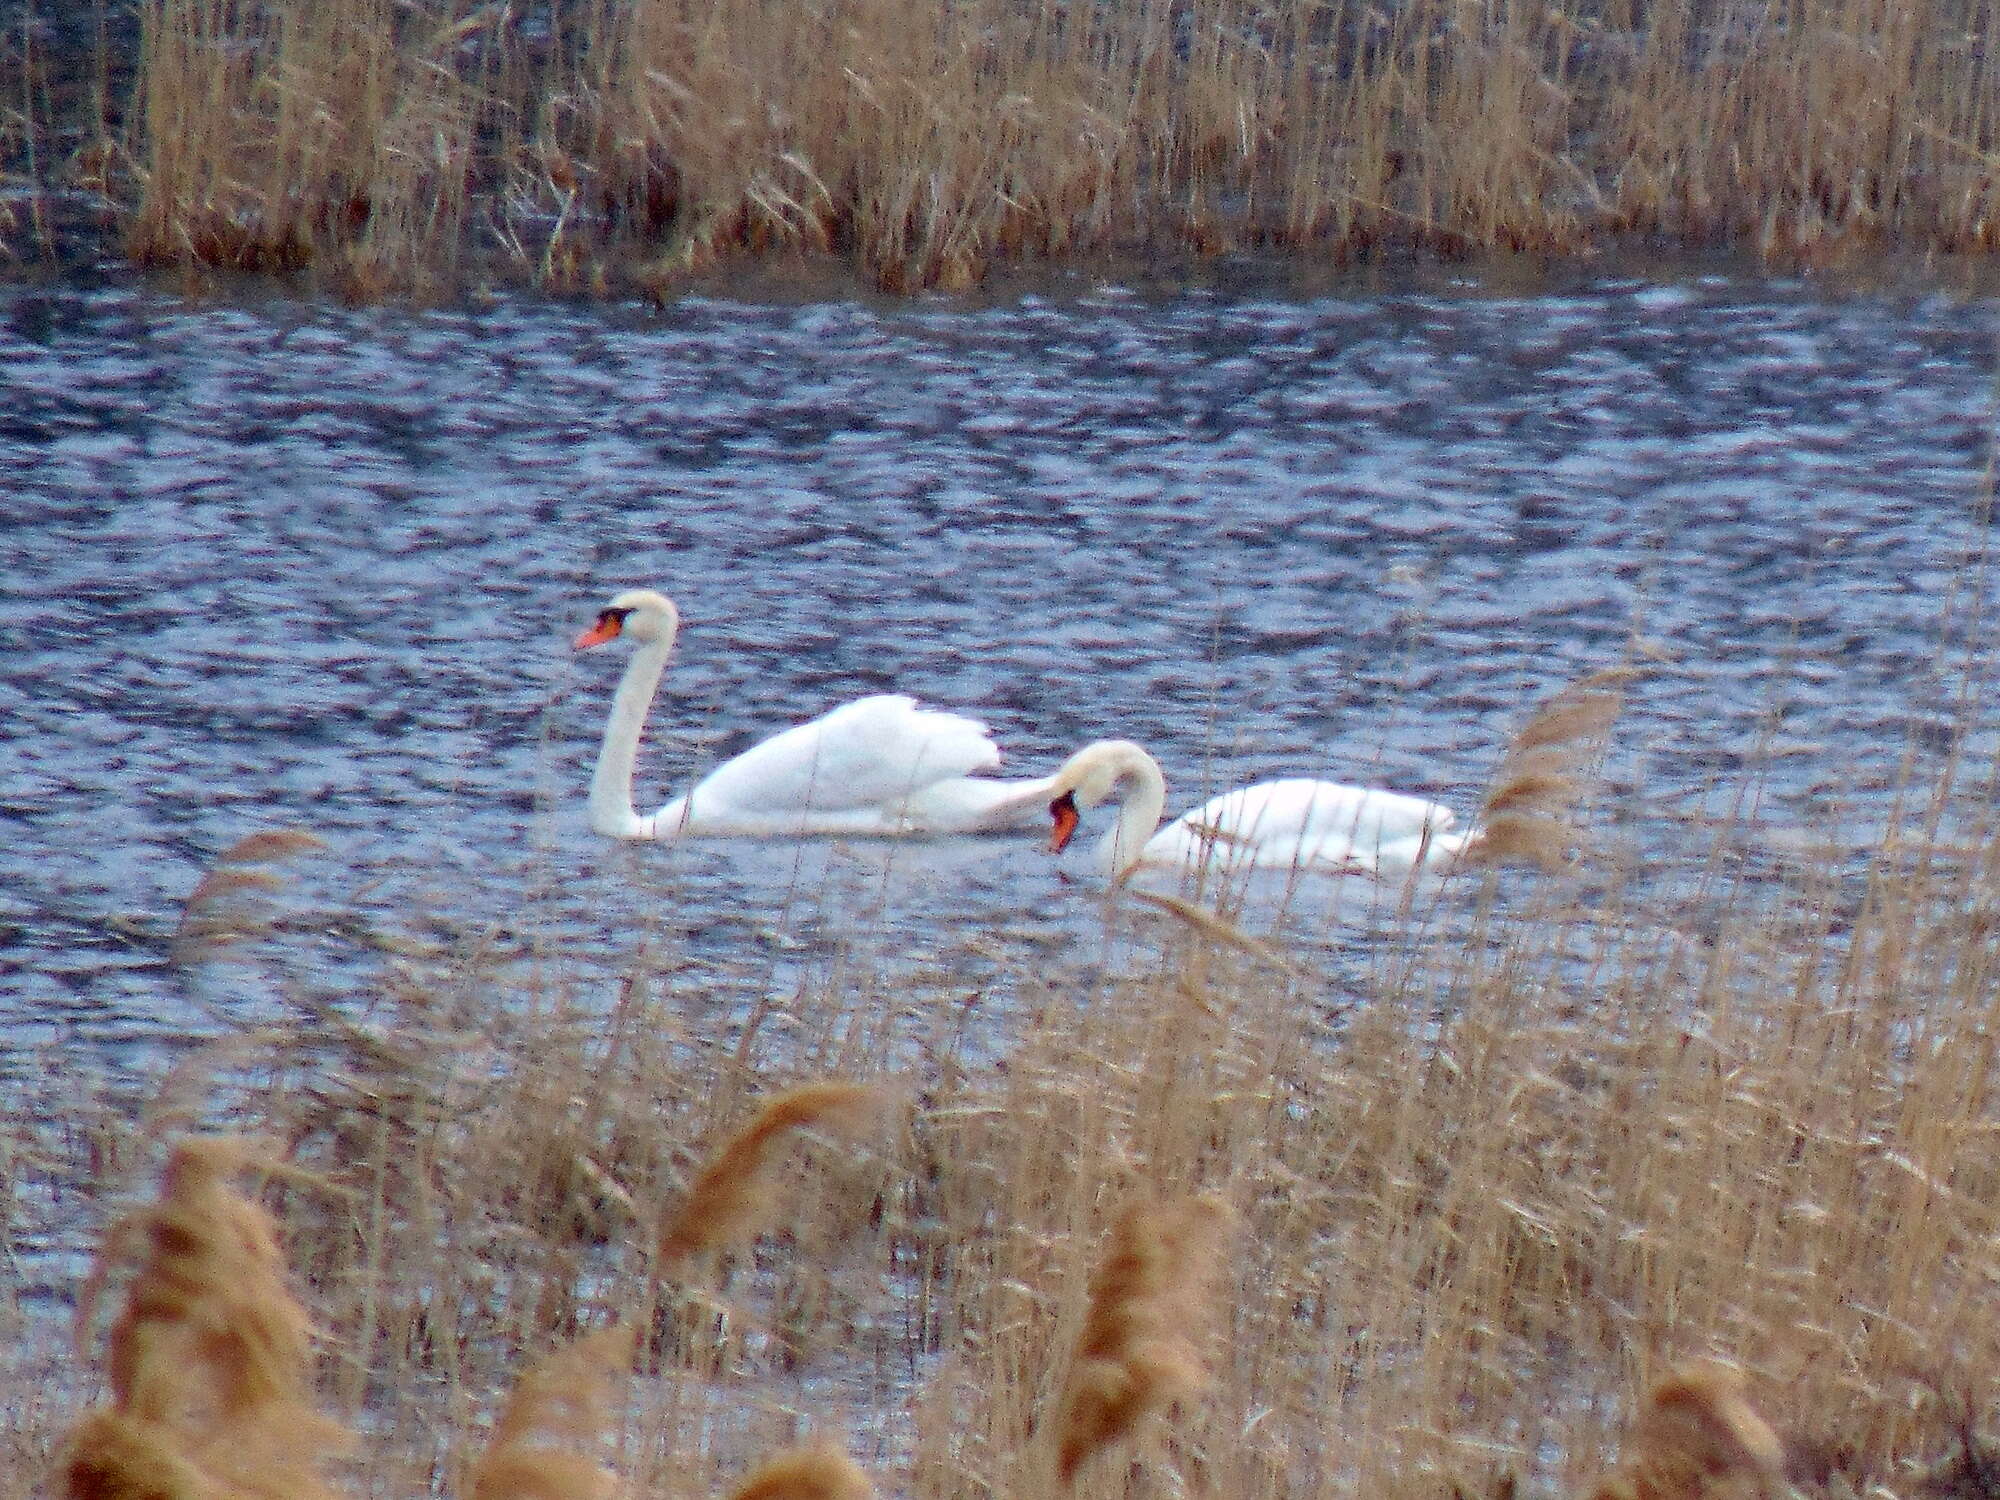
[469, 1324, 635, 1500]
[1052, 1191, 1231, 1486]
[1466, 671, 1627, 871]
[62, 1408, 211, 1500]
[1586, 1363, 1787, 1500]
[170, 828, 327, 965]
[1123, 890, 1307, 975]
[71, 0, 2000, 296]
[62, 1135, 350, 1500]
[657, 1083, 884, 1266]
[724, 1441, 875, 1500]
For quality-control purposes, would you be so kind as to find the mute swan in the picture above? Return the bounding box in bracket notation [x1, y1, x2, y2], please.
[574, 588, 1064, 840]
[1040, 739, 1475, 882]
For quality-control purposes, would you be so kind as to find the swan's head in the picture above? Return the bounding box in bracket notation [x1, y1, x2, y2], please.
[574, 588, 680, 650]
[1046, 740, 1159, 854]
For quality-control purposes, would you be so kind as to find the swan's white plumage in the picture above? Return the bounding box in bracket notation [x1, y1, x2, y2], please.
[1148, 777, 1464, 876]
[1044, 740, 1473, 881]
[655, 694, 1011, 836]
[577, 588, 1054, 840]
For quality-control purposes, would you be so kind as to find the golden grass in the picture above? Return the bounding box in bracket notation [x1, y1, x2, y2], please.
[1466, 671, 1627, 872]
[470, 1325, 634, 1500]
[20, 663, 2000, 1497]
[12, 0, 2000, 292]
[724, 1442, 876, 1500]
[169, 828, 326, 965]
[657, 1082, 886, 1267]
[1051, 1191, 1231, 1485]
[62, 1136, 350, 1500]
[1585, 1363, 1786, 1500]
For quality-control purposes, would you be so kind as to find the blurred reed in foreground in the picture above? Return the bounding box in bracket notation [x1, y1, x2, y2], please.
[1051, 1191, 1230, 1485]
[9, 0, 2000, 295]
[62, 1136, 350, 1500]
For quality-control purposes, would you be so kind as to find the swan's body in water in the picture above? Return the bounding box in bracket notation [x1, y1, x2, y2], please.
[1042, 739, 1475, 882]
[575, 588, 1071, 840]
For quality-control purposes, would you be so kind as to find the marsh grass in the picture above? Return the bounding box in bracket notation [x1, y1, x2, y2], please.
[10, 0, 2000, 292]
[62, 1135, 352, 1499]
[470, 1324, 634, 1500]
[1050, 1190, 1231, 1485]
[19, 654, 2000, 1499]
[657, 1082, 887, 1269]
[1585, 1363, 1787, 1500]
[724, 1442, 877, 1500]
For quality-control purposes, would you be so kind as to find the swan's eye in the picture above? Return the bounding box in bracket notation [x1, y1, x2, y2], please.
[1047, 792, 1081, 855]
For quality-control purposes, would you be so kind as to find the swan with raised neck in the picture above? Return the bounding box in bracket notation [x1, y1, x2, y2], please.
[574, 587, 1073, 840]
[575, 587, 680, 839]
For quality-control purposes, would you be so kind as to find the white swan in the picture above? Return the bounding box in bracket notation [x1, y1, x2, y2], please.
[1040, 739, 1476, 882]
[575, 588, 1065, 840]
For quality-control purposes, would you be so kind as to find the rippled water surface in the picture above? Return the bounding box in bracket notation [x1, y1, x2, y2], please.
[6, 263, 2000, 1098]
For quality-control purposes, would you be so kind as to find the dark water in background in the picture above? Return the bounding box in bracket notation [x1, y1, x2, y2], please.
[4, 259, 2000, 1105]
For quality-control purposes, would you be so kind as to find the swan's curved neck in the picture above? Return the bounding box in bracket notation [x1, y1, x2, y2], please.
[589, 633, 675, 839]
[1100, 754, 1169, 879]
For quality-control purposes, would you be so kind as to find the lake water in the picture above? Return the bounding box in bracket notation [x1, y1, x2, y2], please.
[5, 258, 2000, 1111]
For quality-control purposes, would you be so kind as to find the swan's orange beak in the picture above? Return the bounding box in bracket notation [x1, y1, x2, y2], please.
[1047, 792, 1081, 854]
[573, 611, 624, 650]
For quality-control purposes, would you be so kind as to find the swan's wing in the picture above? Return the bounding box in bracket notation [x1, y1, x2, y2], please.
[682, 694, 1004, 821]
[895, 772, 1057, 833]
[1152, 778, 1458, 872]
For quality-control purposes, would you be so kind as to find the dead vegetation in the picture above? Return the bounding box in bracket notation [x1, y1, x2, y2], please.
[62, 1136, 351, 1500]
[470, 1325, 634, 1500]
[1465, 670, 1627, 872]
[21, 630, 2000, 1500]
[1586, 1363, 1787, 1500]
[9, 0, 2000, 294]
[1051, 1191, 1231, 1485]
[657, 1083, 887, 1269]
[723, 1443, 876, 1500]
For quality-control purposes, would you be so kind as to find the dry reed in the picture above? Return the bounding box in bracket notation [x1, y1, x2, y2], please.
[170, 828, 326, 965]
[470, 1325, 635, 1500]
[657, 1082, 885, 1267]
[1052, 1191, 1231, 1486]
[24, 624, 2000, 1498]
[724, 1442, 875, 1500]
[12, 0, 2000, 294]
[1465, 672, 1627, 871]
[1586, 1364, 1787, 1500]
[62, 1135, 349, 1500]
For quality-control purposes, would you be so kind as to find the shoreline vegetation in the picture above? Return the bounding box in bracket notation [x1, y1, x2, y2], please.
[16, 648, 2000, 1496]
[5, 0, 2000, 300]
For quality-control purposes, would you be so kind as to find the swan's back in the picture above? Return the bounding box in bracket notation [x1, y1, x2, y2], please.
[674, 694, 1003, 831]
[1148, 777, 1459, 875]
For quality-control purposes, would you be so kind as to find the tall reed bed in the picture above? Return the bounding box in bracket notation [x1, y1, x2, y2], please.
[18, 688, 2000, 1498]
[8, 0, 2000, 292]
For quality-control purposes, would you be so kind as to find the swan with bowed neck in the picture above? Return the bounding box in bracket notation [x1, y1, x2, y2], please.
[1041, 739, 1475, 881]
[575, 588, 1066, 840]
